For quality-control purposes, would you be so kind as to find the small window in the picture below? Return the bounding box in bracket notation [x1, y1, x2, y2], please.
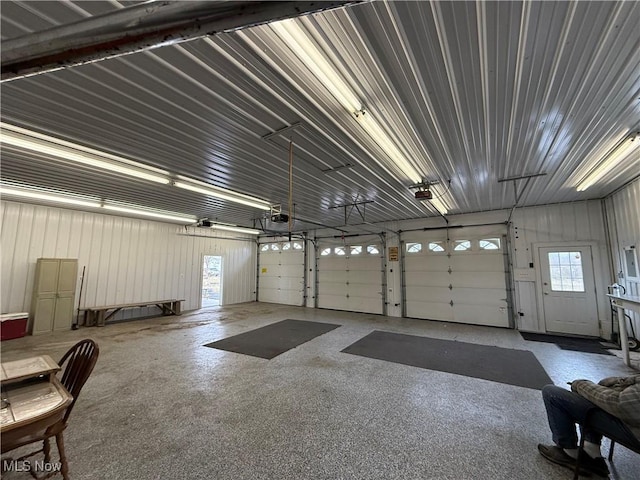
[281, 242, 291, 251]
[292, 242, 303, 250]
[453, 240, 471, 251]
[428, 242, 445, 252]
[406, 242, 422, 253]
[367, 245, 379, 255]
[320, 248, 331, 256]
[479, 238, 501, 250]
[270, 243, 280, 251]
[625, 247, 638, 278]
[260, 244, 269, 252]
[335, 246, 346, 256]
[350, 246, 362, 255]
[548, 251, 584, 292]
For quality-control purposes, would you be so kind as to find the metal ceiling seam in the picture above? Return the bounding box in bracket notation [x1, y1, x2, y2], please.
[476, 0, 492, 197]
[382, 1, 457, 185]
[235, 28, 430, 213]
[309, 10, 430, 177]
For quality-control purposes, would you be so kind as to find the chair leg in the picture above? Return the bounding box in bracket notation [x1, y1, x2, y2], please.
[574, 427, 587, 480]
[608, 440, 615, 461]
[43, 438, 51, 463]
[55, 433, 69, 480]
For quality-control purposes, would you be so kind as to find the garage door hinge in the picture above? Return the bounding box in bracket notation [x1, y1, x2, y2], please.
[448, 284, 453, 290]
[448, 267, 452, 274]
[450, 300, 454, 306]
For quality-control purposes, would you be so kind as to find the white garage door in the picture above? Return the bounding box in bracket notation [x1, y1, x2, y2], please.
[258, 240, 305, 306]
[317, 241, 384, 315]
[403, 226, 509, 327]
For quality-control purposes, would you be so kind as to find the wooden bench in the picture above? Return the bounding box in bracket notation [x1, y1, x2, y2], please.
[81, 299, 184, 327]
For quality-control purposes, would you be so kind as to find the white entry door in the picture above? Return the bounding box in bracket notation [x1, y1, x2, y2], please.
[538, 246, 599, 336]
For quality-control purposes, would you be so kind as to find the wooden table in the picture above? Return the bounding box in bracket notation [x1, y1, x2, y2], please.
[1, 355, 72, 447]
[1, 354, 60, 385]
[607, 294, 640, 367]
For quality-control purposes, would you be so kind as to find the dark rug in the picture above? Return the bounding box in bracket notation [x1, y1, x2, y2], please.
[204, 319, 341, 359]
[519, 332, 613, 356]
[342, 331, 552, 390]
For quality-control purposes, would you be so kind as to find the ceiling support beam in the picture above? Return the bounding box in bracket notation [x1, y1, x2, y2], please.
[1, 1, 361, 81]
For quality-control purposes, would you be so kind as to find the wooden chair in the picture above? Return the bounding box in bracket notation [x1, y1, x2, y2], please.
[2, 339, 99, 479]
[573, 408, 640, 480]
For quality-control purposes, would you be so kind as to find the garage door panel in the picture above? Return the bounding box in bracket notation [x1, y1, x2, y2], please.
[280, 264, 304, 276]
[349, 271, 381, 286]
[317, 245, 382, 315]
[348, 257, 382, 270]
[349, 297, 382, 314]
[320, 283, 348, 296]
[320, 257, 348, 269]
[403, 228, 508, 328]
[404, 256, 450, 271]
[318, 270, 348, 283]
[454, 304, 509, 327]
[258, 247, 304, 306]
[451, 272, 505, 289]
[318, 295, 350, 310]
[449, 255, 503, 272]
[452, 288, 506, 306]
[348, 284, 381, 297]
[405, 271, 451, 287]
[406, 302, 453, 321]
[405, 286, 451, 302]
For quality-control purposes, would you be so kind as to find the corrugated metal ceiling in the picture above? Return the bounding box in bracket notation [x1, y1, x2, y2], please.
[1, 0, 639, 233]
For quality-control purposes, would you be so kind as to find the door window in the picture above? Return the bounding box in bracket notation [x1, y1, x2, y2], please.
[548, 251, 584, 292]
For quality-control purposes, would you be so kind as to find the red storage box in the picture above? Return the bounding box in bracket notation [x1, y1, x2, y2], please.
[1, 313, 29, 341]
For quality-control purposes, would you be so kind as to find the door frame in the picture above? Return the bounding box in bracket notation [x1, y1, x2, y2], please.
[533, 241, 605, 335]
[200, 254, 223, 308]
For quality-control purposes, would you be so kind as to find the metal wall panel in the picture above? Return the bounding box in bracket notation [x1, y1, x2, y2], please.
[0, 200, 256, 322]
[510, 200, 610, 334]
[607, 178, 640, 335]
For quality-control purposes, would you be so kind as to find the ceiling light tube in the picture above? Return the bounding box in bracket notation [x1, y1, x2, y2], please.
[355, 111, 422, 184]
[103, 204, 196, 223]
[174, 178, 271, 210]
[207, 223, 262, 235]
[1, 122, 170, 184]
[0, 185, 102, 208]
[430, 197, 448, 215]
[272, 21, 362, 112]
[577, 132, 639, 191]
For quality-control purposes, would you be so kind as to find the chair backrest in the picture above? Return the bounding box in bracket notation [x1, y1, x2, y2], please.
[58, 339, 99, 422]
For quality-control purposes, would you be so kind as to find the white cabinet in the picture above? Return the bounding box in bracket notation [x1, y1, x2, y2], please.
[30, 258, 78, 335]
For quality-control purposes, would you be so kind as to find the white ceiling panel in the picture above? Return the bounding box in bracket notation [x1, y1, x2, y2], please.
[1, 0, 638, 233]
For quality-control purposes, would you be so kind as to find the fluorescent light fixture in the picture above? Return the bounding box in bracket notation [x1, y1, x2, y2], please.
[174, 177, 271, 210]
[577, 132, 639, 191]
[206, 223, 262, 235]
[355, 111, 422, 184]
[103, 204, 196, 223]
[429, 196, 448, 215]
[0, 185, 102, 208]
[272, 20, 423, 185]
[271, 20, 361, 112]
[1, 122, 170, 184]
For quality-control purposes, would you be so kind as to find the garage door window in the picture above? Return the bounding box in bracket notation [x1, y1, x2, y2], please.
[281, 242, 291, 251]
[406, 242, 422, 253]
[548, 251, 584, 292]
[335, 246, 346, 256]
[320, 248, 331, 256]
[479, 238, 501, 250]
[270, 244, 280, 251]
[260, 244, 269, 251]
[453, 240, 471, 251]
[292, 242, 303, 250]
[350, 246, 363, 255]
[367, 245, 380, 255]
[428, 241, 445, 252]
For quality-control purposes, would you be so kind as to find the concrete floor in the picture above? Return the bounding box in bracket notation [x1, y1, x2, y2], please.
[1, 302, 639, 480]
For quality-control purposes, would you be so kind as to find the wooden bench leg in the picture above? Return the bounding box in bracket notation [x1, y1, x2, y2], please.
[96, 311, 106, 327]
